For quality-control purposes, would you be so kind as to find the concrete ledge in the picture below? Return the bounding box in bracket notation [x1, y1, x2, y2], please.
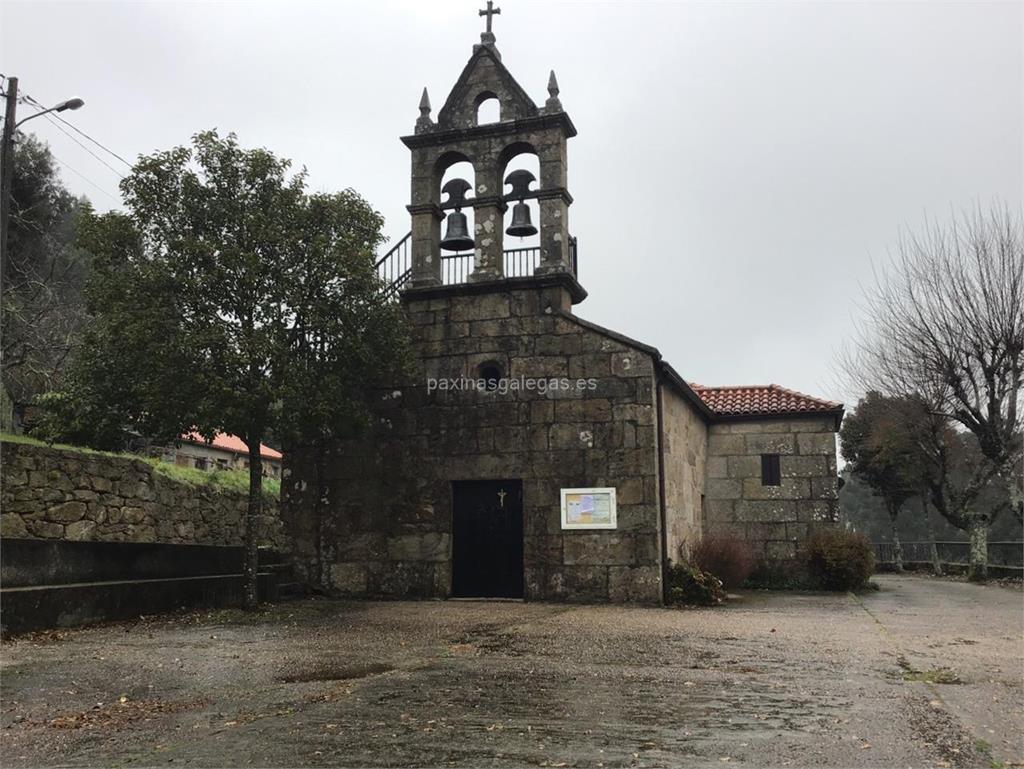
[875, 561, 1023, 578]
[0, 572, 277, 635]
[0, 538, 245, 587]
[401, 273, 587, 305]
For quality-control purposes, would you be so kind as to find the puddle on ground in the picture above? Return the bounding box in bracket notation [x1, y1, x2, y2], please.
[277, 662, 393, 683]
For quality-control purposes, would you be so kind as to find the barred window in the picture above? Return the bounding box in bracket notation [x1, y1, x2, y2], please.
[761, 454, 781, 486]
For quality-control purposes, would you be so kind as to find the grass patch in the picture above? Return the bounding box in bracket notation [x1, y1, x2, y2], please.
[146, 459, 280, 498]
[901, 668, 963, 684]
[0, 430, 122, 457]
[1, 432, 279, 498]
[974, 738, 1005, 769]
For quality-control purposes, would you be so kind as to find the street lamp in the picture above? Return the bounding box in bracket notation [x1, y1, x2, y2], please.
[0, 76, 85, 280]
[14, 96, 84, 128]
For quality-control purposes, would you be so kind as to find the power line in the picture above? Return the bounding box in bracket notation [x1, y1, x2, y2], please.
[2, 84, 122, 204]
[21, 93, 133, 169]
[48, 152, 121, 204]
[36, 110, 125, 179]
[51, 112, 133, 168]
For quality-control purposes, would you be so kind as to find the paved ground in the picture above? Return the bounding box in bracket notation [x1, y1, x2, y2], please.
[1, 575, 1020, 768]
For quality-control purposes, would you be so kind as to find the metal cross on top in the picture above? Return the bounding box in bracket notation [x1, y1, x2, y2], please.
[479, 1, 501, 35]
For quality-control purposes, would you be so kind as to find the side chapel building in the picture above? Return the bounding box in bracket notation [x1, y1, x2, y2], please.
[282, 11, 844, 604]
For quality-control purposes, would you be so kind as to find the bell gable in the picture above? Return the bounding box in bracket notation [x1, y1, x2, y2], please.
[436, 46, 539, 130]
[399, 8, 577, 289]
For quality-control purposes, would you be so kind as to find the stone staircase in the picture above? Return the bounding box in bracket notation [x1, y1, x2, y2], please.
[258, 548, 307, 600]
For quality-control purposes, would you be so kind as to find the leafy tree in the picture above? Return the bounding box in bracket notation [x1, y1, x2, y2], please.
[46, 131, 409, 607]
[1, 133, 91, 427]
[840, 392, 929, 571]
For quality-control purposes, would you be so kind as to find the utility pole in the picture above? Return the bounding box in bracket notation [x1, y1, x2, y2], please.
[0, 75, 17, 283]
[0, 80, 83, 286]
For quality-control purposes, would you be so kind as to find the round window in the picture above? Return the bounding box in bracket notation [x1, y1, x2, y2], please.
[478, 361, 503, 390]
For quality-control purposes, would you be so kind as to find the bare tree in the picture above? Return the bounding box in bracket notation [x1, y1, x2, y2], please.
[843, 204, 1024, 580]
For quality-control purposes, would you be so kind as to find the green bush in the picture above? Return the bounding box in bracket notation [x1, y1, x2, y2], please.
[803, 527, 874, 591]
[665, 561, 725, 606]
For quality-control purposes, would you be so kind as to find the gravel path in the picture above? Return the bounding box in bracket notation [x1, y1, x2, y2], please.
[1, 575, 1020, 767]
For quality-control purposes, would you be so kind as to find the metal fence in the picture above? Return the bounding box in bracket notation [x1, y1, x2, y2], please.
[873, 541, 1023, 569]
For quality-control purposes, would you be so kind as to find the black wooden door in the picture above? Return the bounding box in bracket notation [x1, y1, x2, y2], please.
[452, 480, 524, 598]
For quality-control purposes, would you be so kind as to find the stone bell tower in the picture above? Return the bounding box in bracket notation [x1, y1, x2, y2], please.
[401, 3, 578, 289]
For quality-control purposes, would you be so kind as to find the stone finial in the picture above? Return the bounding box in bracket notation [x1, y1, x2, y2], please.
[544, 70, 562, 113]
[415, 87, 434, 134]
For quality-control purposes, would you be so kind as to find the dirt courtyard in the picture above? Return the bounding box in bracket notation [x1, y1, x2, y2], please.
[1, 575, 1021, 768]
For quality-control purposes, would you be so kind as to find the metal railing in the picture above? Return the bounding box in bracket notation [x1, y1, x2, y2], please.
[375, 232, 578, 297]
[375, 233, 411, 300]
[873, 541, 1023, 569]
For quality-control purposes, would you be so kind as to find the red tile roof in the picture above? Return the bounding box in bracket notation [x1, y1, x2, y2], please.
[690, 384, 842, 418]
[181, 431, 283, 461]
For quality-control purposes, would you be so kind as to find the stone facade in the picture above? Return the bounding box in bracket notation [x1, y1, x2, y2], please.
[281, 281, 842, 602]
[703, 417, 839, 572]
[281, 29, 843, 604]
[660, 386, 708, 564]
[283, 278, 698, 604]
[0, 441, 285, 549]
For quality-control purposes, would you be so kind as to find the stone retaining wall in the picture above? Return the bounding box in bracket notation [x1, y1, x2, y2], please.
[1, 441, 285, 549]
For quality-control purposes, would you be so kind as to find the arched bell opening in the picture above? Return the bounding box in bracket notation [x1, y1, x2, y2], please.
[475, 91, 501, 125]
[438, 159, 477, 283]
[499, 147, 541, 275]
[433, 151, 473, 204]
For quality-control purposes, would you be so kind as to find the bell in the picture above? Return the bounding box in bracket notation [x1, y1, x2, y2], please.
[440, 210, 474, 252]
[506, 202, 537, 238]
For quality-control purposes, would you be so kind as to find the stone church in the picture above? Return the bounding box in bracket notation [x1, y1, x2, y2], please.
[282, 11, 844, 604]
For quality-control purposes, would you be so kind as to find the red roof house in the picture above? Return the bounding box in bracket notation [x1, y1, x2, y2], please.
[167, 432, 284, 478]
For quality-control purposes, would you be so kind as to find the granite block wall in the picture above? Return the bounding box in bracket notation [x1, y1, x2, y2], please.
[703, 417, 839, 571]
[1, 441, 285, 549]
[282, 279, 682, 604]
[660, 386, 707, 564]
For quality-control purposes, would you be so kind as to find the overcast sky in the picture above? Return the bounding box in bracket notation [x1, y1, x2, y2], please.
[2, 0, 1021, 406]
